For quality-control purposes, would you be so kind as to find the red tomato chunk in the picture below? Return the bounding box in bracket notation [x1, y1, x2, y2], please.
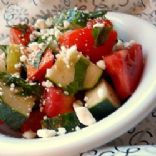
[104, 44, 144, 100]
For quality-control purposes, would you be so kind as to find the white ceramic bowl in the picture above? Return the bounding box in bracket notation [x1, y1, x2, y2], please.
[1, 12, 156, 156]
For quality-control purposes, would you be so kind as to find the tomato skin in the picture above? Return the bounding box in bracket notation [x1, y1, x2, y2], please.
[42, 87, 75, 117]
[21, 111, 44, 133]
[104, 44, 143, 100]
[59, 25, 117, 62]
[0, 120, 3, 125]
[10, 26, 32, 46]
[27, 49, 54, 82]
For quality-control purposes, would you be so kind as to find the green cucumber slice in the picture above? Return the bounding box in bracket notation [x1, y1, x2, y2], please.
[65, 57, 89, 95]
[83, 62, 103, 89]
[0, 81, 35, 130]
[6, 44, 21, 74]
[85, 80, 120, 120]
[42, 112, 84, 133]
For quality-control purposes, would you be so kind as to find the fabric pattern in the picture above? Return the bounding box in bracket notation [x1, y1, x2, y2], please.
[0, 0, 156, 155]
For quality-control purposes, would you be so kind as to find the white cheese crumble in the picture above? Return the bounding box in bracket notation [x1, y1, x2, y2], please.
[75, 126, 81, 131]
[96, 60, 106, 70]
[42, 80, 54, 88]
[54, 27, 62, 39]
[93, 23, 104, 28]
[11, 73, 20, 78]
[58, 45, 78, 67]
[84, 96, 89, 102]
[63, 20, 70, 29]
[28, 42, 40, 52]
[45, 17, 53, 27]
[0, 92, 3, 96]
[23, 130, 36, 139]
[46, 69, 53, 78]
[73, 101, 96, 126]
[29, 34, 36, 41]
[29, 82, 37, 86]
[58, 83, 62, 87]
[37, 129, 56, 138]
[43, 116, 48, 120]
[34, 19, 47, 29]
[124, 40, 137, 47]
[57, 127, 66, 135]
[20, 55, 27, 62]
[14, 63, 21, 70]
[64, 91, 69, 95]
[10, 83, 15, 92]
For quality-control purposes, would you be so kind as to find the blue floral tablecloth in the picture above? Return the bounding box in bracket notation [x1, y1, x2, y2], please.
[0, 0, 156, 155]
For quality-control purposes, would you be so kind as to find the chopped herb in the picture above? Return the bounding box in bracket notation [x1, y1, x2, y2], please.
[92, 26, 112, 46]
[53, 9, 107, 30]
[0, 72, 43, 97]
[0, 45, 7, 54]
[89, 10, 107, 19]
[11, 24, 29, 34]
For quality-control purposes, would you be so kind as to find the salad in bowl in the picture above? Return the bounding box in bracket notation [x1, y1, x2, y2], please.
[0, 8, 143, 139]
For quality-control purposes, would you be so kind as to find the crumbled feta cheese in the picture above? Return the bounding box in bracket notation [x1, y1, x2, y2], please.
[54, 27, 62, 39]
[59, 45, 78, 66]
[26, 112, 30, 116]
[20, 55, 27, 62]
[34, 19, 47, 29]
[38, 43, 45, 50]
[93, 23, 104, 28]
[43, 116, 48, 120]
[37, 129, 56, 138]
[29, 82, 36, 86]
[97, 88, 105, 98]
[10, 83, 15, 92]
[23, 130, 36, 139]
[46, 69, 53, 78]
[58, 83, 62, 87]
[45, 17, 53, 27]
[64, 91, 69, 95]
[74, 106, 96, 126]
[96, 60, 106, 70]
[57, 127, 66, 135]
[0, 92, 3, 96]
[84, 96, 89, 102]
[63, 20, 70, 29]
[75, 126, 81, 131]
[32, 30, 41, 37]
[14, 63, 21, 70]
[11, 73, 20, 78]
[42, 80, 54, 88]
[28, 42, 40, 52]
[124, 40, 137, 47]
[29, 34, 36, 41]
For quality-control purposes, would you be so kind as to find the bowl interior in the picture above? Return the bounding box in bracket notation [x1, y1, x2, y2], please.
[1, 12, 156, 156]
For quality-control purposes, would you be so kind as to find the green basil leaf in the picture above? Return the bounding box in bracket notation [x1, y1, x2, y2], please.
[92, 26, 112, 46]
[53, 9, 107, 30]
[89, 10, 107, 19]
